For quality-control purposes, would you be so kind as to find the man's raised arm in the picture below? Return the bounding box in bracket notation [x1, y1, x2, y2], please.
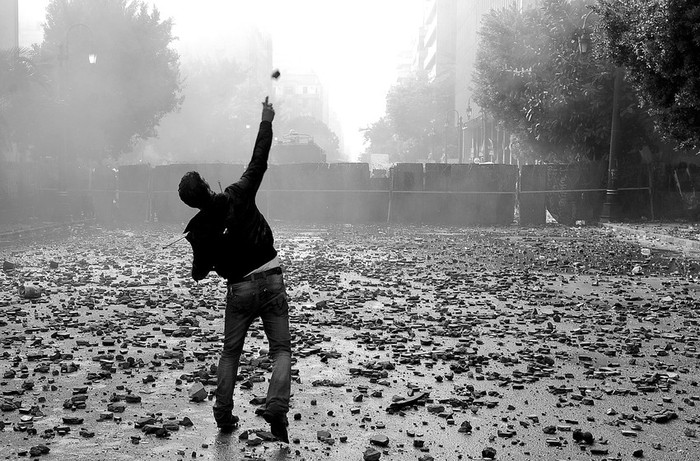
[230, 97, 275, 197]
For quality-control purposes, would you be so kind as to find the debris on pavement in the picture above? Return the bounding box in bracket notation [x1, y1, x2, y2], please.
[0, 223, 698, 460]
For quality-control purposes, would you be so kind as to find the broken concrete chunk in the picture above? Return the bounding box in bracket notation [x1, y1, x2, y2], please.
[62, 416, 84, 425]
[369, 434, 389, 447]
[188, 382, 207, 402]
[19, 285, 41, 299]
[28, 445, 50, 457]
[363, 447, 381, 461]
[458, 420, 472, 433]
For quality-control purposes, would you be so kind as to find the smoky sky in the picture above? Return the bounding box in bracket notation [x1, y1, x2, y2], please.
[19, 0, 425, 158]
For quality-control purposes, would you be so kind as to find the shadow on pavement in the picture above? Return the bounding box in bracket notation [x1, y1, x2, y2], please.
[212, 431, 290, 461]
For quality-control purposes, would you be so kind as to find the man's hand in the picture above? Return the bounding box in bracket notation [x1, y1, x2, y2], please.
[262, 96, 275, 123]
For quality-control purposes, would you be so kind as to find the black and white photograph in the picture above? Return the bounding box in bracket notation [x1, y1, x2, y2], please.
[1, 0, 699, 460]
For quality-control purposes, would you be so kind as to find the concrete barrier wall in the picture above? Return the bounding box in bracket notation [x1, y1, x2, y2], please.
[264, 163, 329, 222]
[327, 163, 370, 223]
[0, 161, 680, 226]
[423, 163, 451, 224]
[450, 164, 518, 225]
[519, 165, 547, 225]
[117, 164, 151, 223]
[390, 163, 424, 224]
[91, 166, 116, 224]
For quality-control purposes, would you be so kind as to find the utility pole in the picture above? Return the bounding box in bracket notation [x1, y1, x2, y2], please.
[600, 67, 622, 222]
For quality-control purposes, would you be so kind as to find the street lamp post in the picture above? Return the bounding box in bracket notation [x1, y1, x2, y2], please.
[577, 9, 620, 221]
[465, 99, 473, 163]
[600, 67, 622, 222]
[448, 109, 465, 164]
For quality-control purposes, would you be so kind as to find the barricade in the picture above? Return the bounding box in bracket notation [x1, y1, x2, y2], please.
[19, 162, 44, 220]
[31, 161, 58, 221]
[423, 163, 451, 224]
[522, 162, 651, 224]
[367, 177, 391, 222]
[152, 164, 196, 223]
[496, 165, 519, 225]
[66, 165, 94, 220]
[390, 163, 423, 223]
[448, 164, 476, 225]
[117, 164, 151, 222]
[3, 159, 683, 227]
[519, 165, 546, 225]
[545, 163, 606, 225]
[89, 166, 116, 223]
[615, 164, 653, 220]
[649, 162, 688, 219]
[0, 162, 20, 222]
[449, 164, 517, 225]
[263, 163, 328, 222]
[257, 163, 279, 220]
[327, 163, 370, 223]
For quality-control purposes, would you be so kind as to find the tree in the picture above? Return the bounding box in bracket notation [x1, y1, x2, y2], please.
[362, 116, 399, 160]
[363, 72, 451, 163]
[595, 0, 700, 151]
[473, 0, 654, 163]
[35, 0, 182, 162]
[136, 57, 263, 164]
[277, 116, 341, 162]
[0, 48, 52, 158]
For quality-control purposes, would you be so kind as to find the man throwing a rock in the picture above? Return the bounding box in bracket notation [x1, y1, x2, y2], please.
[177, 96, 291, 443]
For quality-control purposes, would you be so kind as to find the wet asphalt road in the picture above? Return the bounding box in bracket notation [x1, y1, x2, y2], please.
[0, 222, 699, 461]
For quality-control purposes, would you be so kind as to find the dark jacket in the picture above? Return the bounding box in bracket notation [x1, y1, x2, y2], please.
[184, 121, 276, 282]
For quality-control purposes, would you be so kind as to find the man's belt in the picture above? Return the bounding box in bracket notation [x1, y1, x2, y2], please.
[237, 266, 282, 283]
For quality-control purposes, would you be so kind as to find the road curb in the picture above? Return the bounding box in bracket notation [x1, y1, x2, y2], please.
[601, 222, 700, 256]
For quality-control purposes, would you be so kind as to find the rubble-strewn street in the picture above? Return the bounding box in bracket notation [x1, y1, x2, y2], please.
[1, 223, 699, 461]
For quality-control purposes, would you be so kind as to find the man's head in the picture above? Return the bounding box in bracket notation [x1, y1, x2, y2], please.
[178, 171, 214, 209]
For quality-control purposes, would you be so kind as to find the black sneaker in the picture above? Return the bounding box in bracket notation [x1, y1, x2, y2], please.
[263, 413, 289, 443]
[214, 410, 239, 433]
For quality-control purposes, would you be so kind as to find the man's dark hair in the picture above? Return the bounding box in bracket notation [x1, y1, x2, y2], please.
[178, 171, 213, 209]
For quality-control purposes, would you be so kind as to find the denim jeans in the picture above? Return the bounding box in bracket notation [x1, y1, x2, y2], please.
[213, 272, 291, 421]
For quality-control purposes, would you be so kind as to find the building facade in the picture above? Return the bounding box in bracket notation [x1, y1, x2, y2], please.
[415, 0, 540, 162]
[274, 71, 327, 125]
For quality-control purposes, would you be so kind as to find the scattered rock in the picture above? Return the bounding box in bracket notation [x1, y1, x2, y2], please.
[188, 382, 207, 402]
[28, 445, 50, 457]
[19, 284, 41, 299]
[363, 447, 381, 461]
[458, 420, 472, 433]
[369, 434, 389, 447]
